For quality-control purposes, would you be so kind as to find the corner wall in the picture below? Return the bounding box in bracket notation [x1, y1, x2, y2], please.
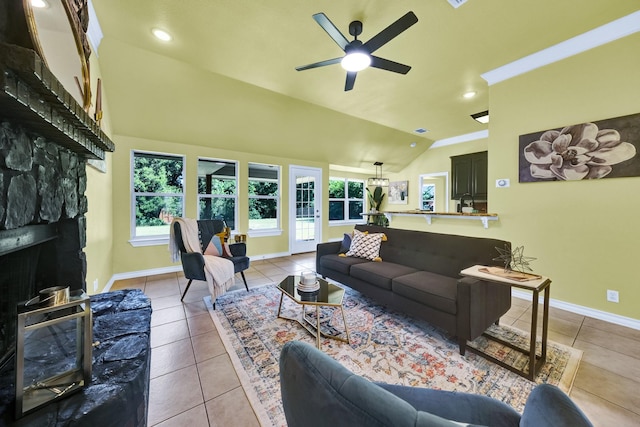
[487, 33, 640, 320]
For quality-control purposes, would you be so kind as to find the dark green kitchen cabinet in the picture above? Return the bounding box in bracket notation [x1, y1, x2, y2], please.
[451, 151, 487, 199]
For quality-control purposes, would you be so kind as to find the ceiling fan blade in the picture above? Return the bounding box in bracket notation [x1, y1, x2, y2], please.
[363, 11, 418, 54]
[312, 13, 350, 51]
[296, 57, 343, 71]
[345, 71, 357, 91]
[370, 56, 411, 74]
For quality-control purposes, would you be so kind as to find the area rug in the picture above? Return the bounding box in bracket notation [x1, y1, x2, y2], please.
[207, 284, 582, 427]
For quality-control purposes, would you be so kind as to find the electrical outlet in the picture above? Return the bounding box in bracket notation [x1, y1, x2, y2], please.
[606, 289, 619, 303]
[93, 279, 99, 292]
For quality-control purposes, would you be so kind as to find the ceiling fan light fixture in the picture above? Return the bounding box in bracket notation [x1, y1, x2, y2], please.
[341, 52, 371, 72]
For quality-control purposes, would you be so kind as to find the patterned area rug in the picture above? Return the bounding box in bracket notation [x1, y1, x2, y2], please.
[207, 284, 582, 427]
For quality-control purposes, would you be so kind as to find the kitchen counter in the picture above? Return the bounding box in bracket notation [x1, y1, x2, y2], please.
[382, 211, 499, 228]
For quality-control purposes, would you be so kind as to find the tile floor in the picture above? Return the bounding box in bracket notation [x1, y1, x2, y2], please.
[111, 253, 640, 427]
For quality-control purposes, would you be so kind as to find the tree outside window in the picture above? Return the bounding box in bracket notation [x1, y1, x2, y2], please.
[248, 163, 279, 230]
[198, 159, 237, 230]
[329, 178, 364, 222]
[132, 151, 184, 238]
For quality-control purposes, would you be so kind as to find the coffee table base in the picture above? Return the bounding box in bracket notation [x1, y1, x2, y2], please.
[277, 293, 350, 350]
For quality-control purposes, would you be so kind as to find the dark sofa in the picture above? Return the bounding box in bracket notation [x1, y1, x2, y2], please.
[280, 340, 593, 427]
[316, 224, 512, 352]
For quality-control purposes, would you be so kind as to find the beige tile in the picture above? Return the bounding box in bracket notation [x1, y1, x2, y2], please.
[577, 325, 640, 359]
[151, 338, 196, 379]
[574, 339, 640, 381]
[151, 293, 184, 311]
[153, 404, 209, 427]
[151, 319, 191, 348]
[147, 272, 180, 283]
[573, 361, 640, 413]
[148, 365, 203, 426]
[111, 277, 146, 291]
[512, 316, 581, 342]
[197, 354, 241, 401]
[570, 386, 640, 427]
[191, 330, 226, 363]
[205, 387, 260, 427]
[145, 281, 181, 299]
[183, 300, 209, 318]
[583, 317, 640, 342]
[187, 312, 215, 336]
[151, 305, 186, 327]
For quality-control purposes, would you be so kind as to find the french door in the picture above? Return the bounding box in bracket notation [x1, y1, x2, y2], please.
[289, 166, 322, 254]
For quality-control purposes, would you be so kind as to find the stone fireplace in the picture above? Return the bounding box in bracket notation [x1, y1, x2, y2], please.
[0, 42, 114, 369]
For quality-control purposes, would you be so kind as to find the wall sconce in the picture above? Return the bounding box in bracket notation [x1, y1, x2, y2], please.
[367, 162, 389, 187]
[471, 110, 489, 124]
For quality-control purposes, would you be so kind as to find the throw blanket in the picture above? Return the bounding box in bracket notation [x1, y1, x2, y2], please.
[169, 218, 235, 301]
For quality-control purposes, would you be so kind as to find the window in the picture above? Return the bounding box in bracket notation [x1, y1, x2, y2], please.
[198, 159, 238, 230]
[421, 183, 436, 211]
[131, 151, 184, 243]
[329, 178, 364, 222]
[248, 163, 280, 231]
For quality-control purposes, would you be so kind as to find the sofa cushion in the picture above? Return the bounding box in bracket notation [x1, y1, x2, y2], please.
[392, 271, 458, 315]
[320, 254, 370, 275]
[351, 262, 418, 290]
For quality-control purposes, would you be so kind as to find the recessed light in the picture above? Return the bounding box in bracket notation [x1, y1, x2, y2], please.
[463, 91, 476, 99]
[410, 142, 417, 148]
[31, 0, 48, 8]
[414, 128, 429, 134]
[152, 28, 172, 42]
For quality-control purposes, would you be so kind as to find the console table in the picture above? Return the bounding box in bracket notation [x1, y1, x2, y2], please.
[459, 265, 551, 380]
[0, 289, 152, 426]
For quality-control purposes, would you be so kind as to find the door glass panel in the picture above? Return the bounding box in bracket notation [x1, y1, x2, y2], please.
[296, 176, 315, 241]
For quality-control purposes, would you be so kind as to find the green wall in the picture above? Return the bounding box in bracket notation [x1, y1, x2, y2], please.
[389, 33, 640, 320]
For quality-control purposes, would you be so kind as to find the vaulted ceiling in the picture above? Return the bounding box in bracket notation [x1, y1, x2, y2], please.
[90, 0, 638, 173]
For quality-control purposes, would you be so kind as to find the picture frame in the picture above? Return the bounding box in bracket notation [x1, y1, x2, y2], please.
[388, 181, 408, 204]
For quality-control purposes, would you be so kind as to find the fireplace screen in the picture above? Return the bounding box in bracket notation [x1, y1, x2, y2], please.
[14, 291, 92, 418]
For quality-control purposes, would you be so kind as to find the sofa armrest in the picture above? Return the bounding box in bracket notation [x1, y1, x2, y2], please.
[316, 241, 342, 273]
[456, 276, 511, 352]
[521, 384, 593, 427]
[229, 242, 247, 257]
[181, 252, 206, 280]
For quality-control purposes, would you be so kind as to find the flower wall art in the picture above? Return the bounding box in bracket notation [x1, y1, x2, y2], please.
[519, 112, 639, 182]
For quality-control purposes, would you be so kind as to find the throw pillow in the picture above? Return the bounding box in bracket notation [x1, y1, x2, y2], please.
[204, 235, 223, 256]
[345, 229, 386, 262]
[339, 233, 352, 254]
[214, 232, 234, 257]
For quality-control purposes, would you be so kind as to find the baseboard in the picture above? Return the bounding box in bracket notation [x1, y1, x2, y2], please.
[512, 289, 640, 331]
[249, 251, 291, 261]
[103, 265, 183, 293]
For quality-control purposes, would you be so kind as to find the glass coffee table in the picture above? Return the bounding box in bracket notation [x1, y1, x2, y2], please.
[276, 275, 350, 350]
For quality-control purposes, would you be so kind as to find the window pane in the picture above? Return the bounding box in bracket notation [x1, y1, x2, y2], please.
[135, 196, 183, 236]
[248, 163, 278, 180]
[249, 181, 278, 196]
[422, 184, 435, 211]
[248, 199, 278, 229]
[134, 153, 183, 193]
[199, 197, 236, 229]
[347, 181, 363, 199]
[198, 159, 236, 194]
[328, 179, 345, 198]
[348, 201, 363, 220]
[329, 201, 345, 221]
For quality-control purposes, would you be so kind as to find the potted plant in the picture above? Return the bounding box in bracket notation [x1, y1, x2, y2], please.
[366, 186, 389, 226]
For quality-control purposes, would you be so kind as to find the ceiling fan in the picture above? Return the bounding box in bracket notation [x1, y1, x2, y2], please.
[295, 11, 418, 91]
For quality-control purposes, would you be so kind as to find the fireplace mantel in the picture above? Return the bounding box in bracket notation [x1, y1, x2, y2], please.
[0, 43, 114, 160]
